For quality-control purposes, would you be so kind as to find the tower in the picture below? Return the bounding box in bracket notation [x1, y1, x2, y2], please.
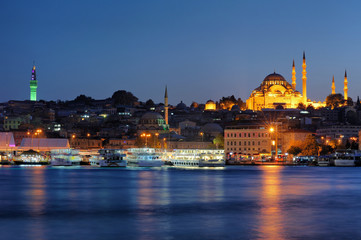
[331, 75, 335, 95]
[292, 59, 296, 90]
[30, 65, 38, 101]
[302, 52, 307, 104]
[164, 85, 168, 125]
[344, 70, 348, 100]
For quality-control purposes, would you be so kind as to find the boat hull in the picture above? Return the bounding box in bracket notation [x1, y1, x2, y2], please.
[334, 159, 355, 167]
[128, 160, 163, 167]
[99, 160, 127, 167]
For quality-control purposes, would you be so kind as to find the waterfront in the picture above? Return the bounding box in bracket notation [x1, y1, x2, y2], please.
[1, 166, 361, 239]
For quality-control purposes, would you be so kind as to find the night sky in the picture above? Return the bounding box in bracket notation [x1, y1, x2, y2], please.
[1, 0, 360, 105]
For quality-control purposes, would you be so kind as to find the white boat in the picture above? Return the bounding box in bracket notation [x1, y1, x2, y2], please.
[333, 150, 361, 167]
[125, 148, 164, 167]
[50, 149, 81, 166]
[97, 149, 127, 167]
[169, 149, 225, 167]
[317, 156, 331, 167]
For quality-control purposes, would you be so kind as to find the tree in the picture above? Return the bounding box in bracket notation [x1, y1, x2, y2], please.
[212, 134, 224, 149]
[319, 144, 334, 155]
[145, 99, 155, 107]
[346, 110, 359, 125]
[287, 146, 302, 156]
[306, 104, 315, 111]
[326, 94, 344, 109]
[111, 90, 138, 106]
[219, 95, 238, 110]
[297, 102, 306, 110]
[73, 94, 94, 105]
[301, 134, 319, 156]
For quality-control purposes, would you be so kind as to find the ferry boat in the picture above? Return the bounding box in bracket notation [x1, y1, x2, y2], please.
[125, 148, 164, 167]
[13, 149, 49, 165]
[50, 149, 82, 166]
[90, 149, 127, 167]
[169, 149, 225, 167]
[317, 155, 331, 167]
[333, 150, 361, 167]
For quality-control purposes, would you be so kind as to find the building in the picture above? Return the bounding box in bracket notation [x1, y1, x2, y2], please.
[19, 138, 70, 151]
[316, 125, 361, 143]
[3, 115, 31, 131]
[246, 53, 326, 111]
[70, 138, 102, 149]
[137, 112, 169, 134]
[224, 123, 272, 157]
[0, 132, 16, 151]
[166, 140, 211, 149]
[280, 129, 313, 153]
[246, 72, 304, 110]
[205, 100, 216, 110]
[30, 65, 38, 101]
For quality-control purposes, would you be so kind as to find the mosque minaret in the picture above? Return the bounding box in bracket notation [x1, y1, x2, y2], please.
[292, 59, 296, 90]
[344, 70, 348, 100]
[164, 85, 169, 125]
[331, 75, 336, 95]
[302, 52, 307, 104]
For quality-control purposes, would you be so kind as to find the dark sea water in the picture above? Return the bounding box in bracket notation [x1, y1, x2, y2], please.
[1, 165, 361, 240]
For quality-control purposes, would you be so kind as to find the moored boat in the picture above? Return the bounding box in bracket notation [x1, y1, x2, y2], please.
[97, 149, 127, 167]
[169, 149, 225, 168]
[13, 149, 49, 165]
[317, 155, 331, 167]
[50, 149, 81, 166]
[125, 148, 164, 167]
[333, 150, 361, 167]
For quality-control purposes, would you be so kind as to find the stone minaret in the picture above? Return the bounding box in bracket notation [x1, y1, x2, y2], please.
[302, 52, 307, 104]
[164, 85, 168, 125]
[292, 59, 296, 90]
[344, 70, 348, 100]
[30, 65, 38, 101]
[332, 75, 335, 95]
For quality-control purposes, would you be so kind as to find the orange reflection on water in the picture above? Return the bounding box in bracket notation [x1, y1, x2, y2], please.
[256, 166, 285, 240]
[137, 171, 155, 207]
[27, 167, 47, 240]
[28, 167, 46, 216]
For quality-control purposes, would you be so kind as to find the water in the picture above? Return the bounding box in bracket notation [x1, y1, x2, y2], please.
[1, 165, 361, 240]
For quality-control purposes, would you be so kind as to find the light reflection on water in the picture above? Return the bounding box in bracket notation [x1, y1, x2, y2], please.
[27, 167, 46, 240]
[0, 166, 361, 239]
[256, 166, 285, 240]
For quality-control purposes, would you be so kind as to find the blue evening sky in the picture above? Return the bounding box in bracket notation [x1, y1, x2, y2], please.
[1, 0, 360, 105]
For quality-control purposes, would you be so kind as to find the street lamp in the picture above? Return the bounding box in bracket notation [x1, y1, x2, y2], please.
[154, 133, 159, 148]
[269, 125, 278, 159]
[141, 133, 151, 147]
[200, 132, 204, 142]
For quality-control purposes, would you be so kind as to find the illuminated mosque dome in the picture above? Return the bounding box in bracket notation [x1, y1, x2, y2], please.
[246, 72, 302, 111]
[205, 100, 216, 111]
[256, 72, 294, 94]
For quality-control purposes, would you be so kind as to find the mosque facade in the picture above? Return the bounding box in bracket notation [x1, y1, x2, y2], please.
[246, 53, 328, 111]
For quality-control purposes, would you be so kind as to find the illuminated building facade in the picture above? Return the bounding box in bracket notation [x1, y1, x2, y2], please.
[246, 53, 326, 111]
[205, 100, 216, 110]
[246, 72, 303, 111]
[224, 124, 272, 157]
[30, 65, 38, 101]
